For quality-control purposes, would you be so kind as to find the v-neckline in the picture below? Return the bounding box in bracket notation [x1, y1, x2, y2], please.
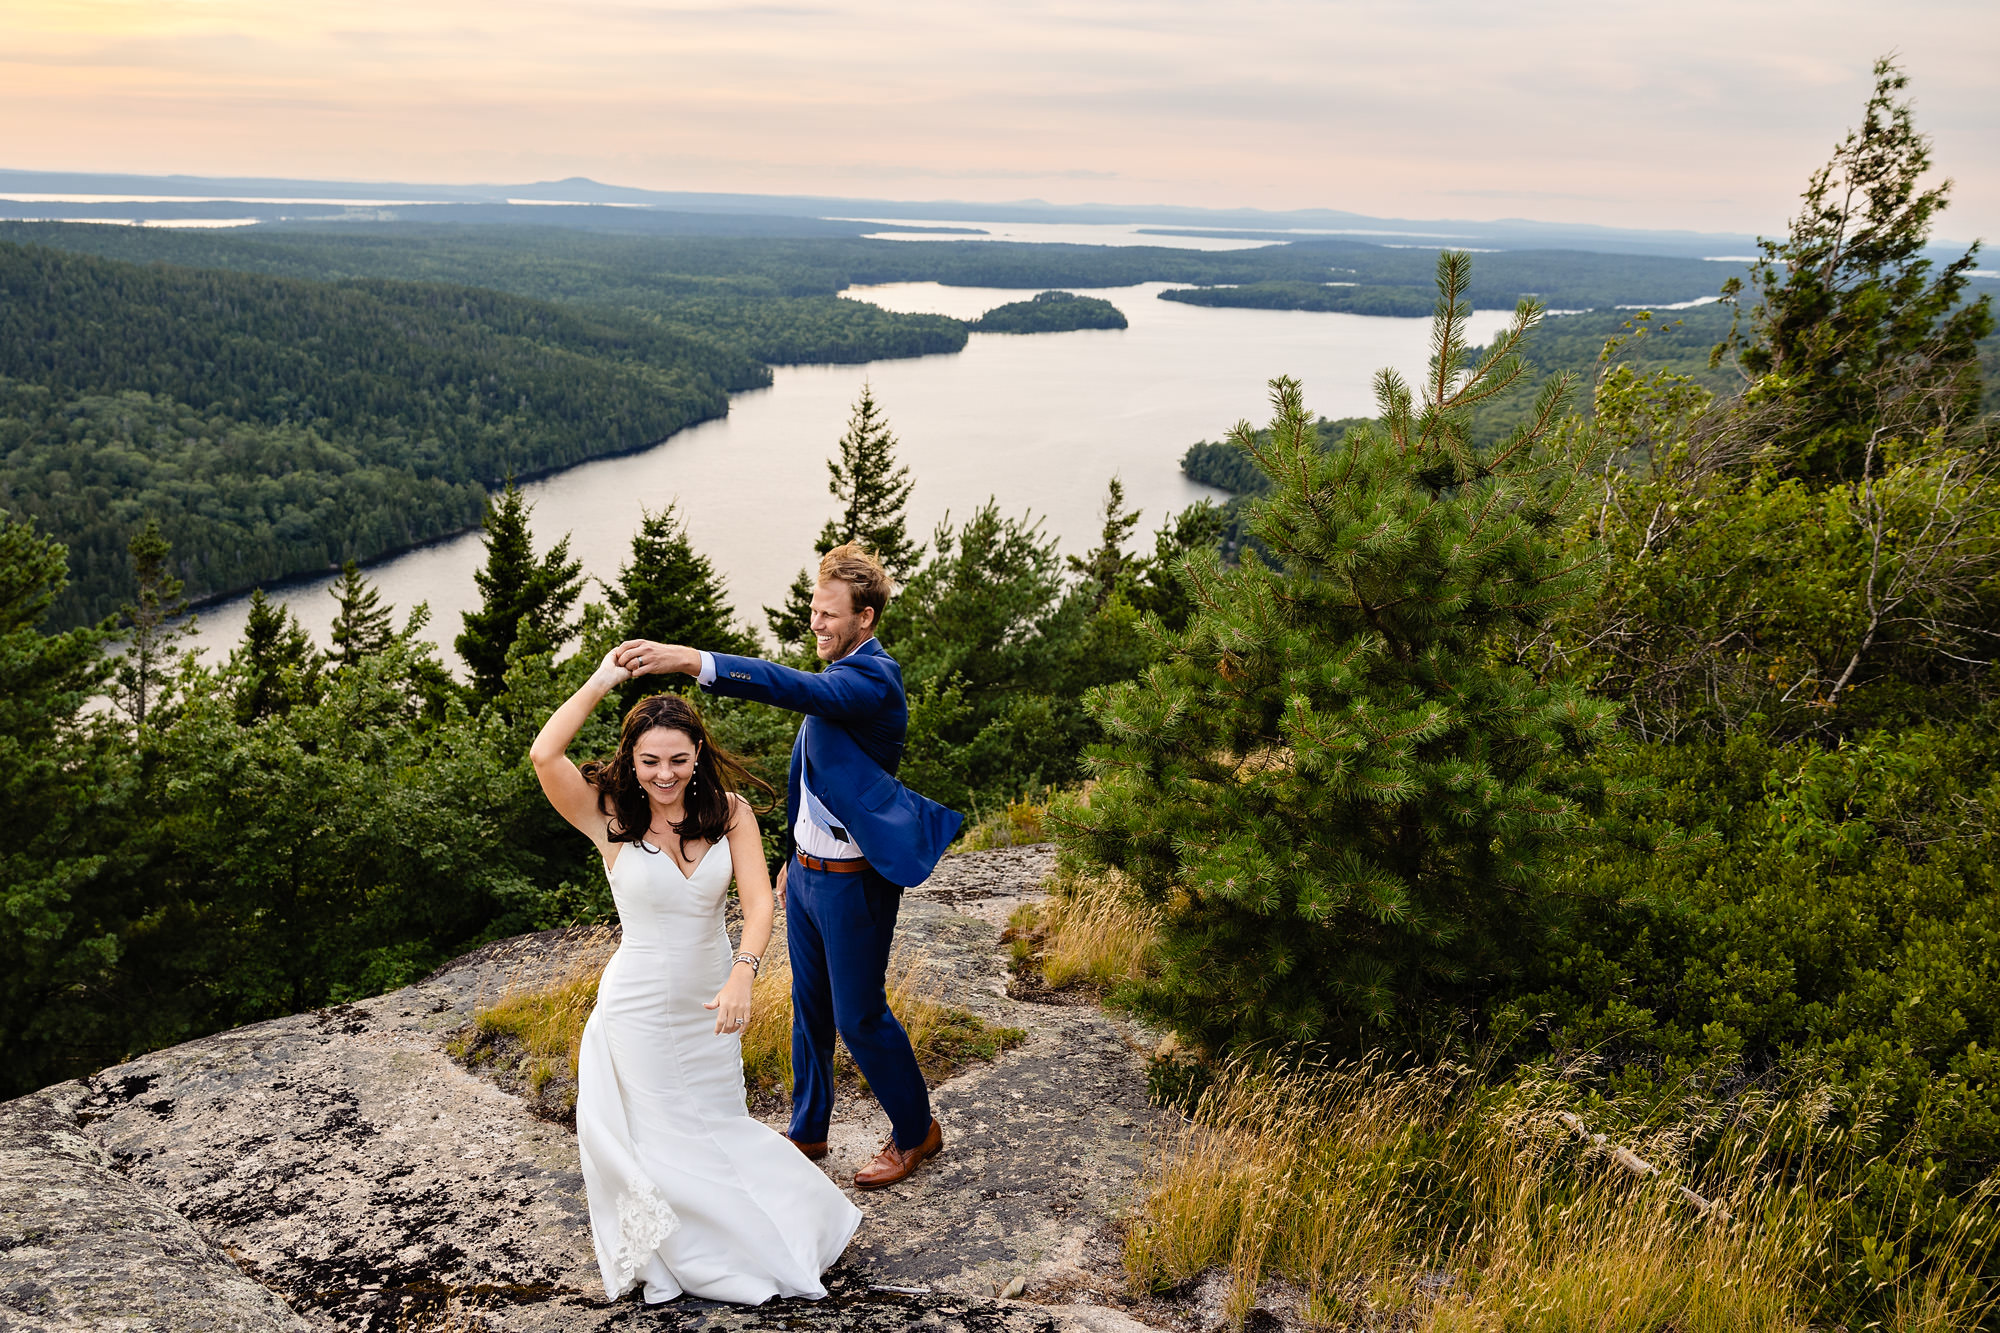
[635, 837, 715, 882]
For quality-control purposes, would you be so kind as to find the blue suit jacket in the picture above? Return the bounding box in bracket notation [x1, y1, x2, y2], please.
[703, 640, 963, 887]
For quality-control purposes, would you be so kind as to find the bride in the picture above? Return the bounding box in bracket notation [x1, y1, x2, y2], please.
[530, 652, 861, 1305]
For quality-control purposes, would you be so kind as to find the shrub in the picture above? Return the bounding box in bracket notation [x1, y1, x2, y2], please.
[956, 790, 1054, 851]
[1501, 721, 2000, 1297]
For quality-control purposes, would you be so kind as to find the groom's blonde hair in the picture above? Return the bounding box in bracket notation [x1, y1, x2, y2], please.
[818, 543, 893, 620]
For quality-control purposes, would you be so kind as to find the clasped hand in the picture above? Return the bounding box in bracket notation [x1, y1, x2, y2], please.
[613, 640, 699, 678]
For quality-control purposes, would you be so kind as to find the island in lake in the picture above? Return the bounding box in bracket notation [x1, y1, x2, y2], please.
[970, 290, 1128, 333]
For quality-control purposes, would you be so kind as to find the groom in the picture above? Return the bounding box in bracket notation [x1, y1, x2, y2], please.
[614, 543, 962, 1189]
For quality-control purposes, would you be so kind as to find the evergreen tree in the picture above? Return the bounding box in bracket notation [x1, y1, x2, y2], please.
[1059, 254, 1620, 1050]
[111, 518, 192, 733]
[821, 382, 922, 576]
[0, 510, 120, 1094]
[884, 501, 1149, 800]
[455, 482, 583, 696]
[1569, 65, 2000, 740]
[608, 504, 756, 704]
[767, 569, 819, 653]
[230, 590, 320, 724]
[1067, 476, 1144, 609]
[766, 384, 922, 645]
[1721, 56, 1993, 481]
[328, 560, 394, 669]
[1122, 501, 1226, 633]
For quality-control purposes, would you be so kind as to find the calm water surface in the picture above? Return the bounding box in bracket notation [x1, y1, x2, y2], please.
[190, 284, 1513, 665]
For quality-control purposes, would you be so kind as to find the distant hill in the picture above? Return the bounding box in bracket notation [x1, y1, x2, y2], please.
[0, 168, 1775, 259]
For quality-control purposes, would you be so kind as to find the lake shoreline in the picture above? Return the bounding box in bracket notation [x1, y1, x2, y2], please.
[184, 287, 1514, 666]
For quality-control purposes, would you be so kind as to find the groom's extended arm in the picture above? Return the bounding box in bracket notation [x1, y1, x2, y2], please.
[701, 651, 896, 720]
[611, 640, 894, 721]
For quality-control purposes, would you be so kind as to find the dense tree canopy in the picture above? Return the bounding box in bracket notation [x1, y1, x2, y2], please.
[5, 215, 1763, 328]
[0, 244, 756, 627]
[0, 215, 1894, 633]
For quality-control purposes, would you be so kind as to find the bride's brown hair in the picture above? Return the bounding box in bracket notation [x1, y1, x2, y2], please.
[580, 693, 774, 851]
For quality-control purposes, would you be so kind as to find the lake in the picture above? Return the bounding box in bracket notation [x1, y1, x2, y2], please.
[188, 283, 1515, 665]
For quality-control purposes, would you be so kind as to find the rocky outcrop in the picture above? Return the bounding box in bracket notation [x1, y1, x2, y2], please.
[1, 847, 1166, 1333]
[0, 1088, 312, 1333]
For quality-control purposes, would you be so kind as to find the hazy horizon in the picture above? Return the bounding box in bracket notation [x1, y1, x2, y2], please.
[7, 1, 1995, 243]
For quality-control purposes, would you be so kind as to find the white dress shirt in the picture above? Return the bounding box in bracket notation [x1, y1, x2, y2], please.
[697, 642, 873, 860]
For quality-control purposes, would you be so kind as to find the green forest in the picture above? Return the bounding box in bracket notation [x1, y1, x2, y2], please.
[0, 212, 1797, 630]
[6, 58, 2000, 1329]
[0, 234, 975, 627]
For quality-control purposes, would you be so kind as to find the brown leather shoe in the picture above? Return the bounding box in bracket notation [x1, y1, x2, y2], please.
[853, 1118, 943, 1190]
[789, 1137, 829, 1161]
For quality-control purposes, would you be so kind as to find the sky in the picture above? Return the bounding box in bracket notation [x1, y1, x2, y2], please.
[6, 0, 1997, 242]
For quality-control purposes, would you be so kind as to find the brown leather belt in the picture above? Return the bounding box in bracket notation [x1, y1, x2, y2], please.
[796, 852, 869, 874]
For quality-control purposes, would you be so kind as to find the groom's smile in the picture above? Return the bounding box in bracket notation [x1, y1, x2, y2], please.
[808, 579, 877, 662]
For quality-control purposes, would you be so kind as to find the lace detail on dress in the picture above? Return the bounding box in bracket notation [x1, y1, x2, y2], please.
[610, 1176, 681, 1295]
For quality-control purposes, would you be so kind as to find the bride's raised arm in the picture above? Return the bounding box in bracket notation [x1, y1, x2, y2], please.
[530, 650, 629, 857]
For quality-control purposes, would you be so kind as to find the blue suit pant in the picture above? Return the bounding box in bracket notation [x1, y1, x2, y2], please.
[785, 857, 933, 1150]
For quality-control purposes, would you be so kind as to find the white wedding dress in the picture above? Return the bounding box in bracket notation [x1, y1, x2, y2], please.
[577, 835, 861, 1304]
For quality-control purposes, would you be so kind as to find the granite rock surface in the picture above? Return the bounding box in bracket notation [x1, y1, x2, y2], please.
[1, 845, 1166, 1333]
[0, 1087, 313, 1333]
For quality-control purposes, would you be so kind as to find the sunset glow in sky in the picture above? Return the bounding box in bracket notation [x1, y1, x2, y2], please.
[7, 0, 1997, 239]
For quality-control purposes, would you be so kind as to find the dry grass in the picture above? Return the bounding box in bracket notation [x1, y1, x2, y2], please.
[741, 946, 1026, 1098]
[459, 927, 1023, 1116]
[956, 791, 1053, 850]
[1125, 1055, 2000, 1332]
[450, 926, 620, 1119]
[738, 955, 805, 1096]
[1006, 869, 1161, 996]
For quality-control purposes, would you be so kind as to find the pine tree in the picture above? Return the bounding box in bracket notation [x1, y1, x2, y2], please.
[455, 482, 583, 696]
[1067, 476, 1144, 609]
[766, 384, 922, 645]
[0, 510, 118, 1094]
[766, 569, 819, 653]
[1123, 502, 1226, 633]
[328, 560, 394, 670]
[1058, 253, 1620, 1051]
[112, 518, 192, 733]
[1721, 56, 1993, 481]
[609, 504, 756, 703]
[230, 590, 320, 723]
